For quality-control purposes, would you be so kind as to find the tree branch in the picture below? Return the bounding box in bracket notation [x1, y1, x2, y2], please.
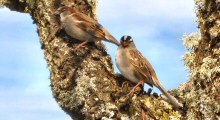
[1, 0, 220, 119]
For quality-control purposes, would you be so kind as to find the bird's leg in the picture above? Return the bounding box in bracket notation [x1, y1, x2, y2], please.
[74, 41, 88, 50]
[122, 81, 134, 88]
[141, 108, 146, 120]
[128, 80, 144, 96]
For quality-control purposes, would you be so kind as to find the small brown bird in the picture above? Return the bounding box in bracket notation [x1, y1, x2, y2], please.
[55, 6, 120, 49]
[116, 35, 182, 108]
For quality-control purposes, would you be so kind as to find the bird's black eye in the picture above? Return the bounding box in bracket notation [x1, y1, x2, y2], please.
[57, 6, 67, 13]
[62, 7, 66, 11]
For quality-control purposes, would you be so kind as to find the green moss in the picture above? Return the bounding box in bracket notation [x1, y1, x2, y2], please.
[0, 0, 7, 7]
[182, 32, 201, 50]
[162, 110, 180, 120]
[182, 52, 196, 69]
[199, 57, 219, 80]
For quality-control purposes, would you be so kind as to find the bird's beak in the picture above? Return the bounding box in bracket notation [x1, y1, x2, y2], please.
[54, 10, 60, 15]
[122, 41, 129, 47]
[54, 7, 62, 15]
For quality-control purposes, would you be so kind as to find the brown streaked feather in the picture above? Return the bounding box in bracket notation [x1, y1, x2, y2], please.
[66, 6, 77, 13]
[128, 49, 158, 87]
[71, 12, 107, 40]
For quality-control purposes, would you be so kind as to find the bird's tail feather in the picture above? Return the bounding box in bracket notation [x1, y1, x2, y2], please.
[156, 82, 182, 108]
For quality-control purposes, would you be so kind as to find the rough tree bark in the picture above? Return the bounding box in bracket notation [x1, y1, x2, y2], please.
[0, 0, 219, 119]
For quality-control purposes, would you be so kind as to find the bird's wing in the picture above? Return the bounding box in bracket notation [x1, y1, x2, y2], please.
[71, 12, 107, 40]
[128, 49, 157, 87]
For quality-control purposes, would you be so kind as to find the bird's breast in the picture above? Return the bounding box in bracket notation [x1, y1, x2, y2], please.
[116, 48, 140, 83]
[61, 16, 96, 42]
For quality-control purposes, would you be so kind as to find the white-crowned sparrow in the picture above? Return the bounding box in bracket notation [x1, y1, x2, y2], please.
[55, 6, 120, 49]
[116, 35, 182, 108]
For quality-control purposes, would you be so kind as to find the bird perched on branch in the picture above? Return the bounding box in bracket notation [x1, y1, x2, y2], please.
[116, 35, 182, 108]
[55, 6, 120, 49]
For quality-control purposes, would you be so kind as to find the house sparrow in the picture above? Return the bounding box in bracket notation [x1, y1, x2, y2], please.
[55, 6, 120, 49]
[116, 35, 182, 108]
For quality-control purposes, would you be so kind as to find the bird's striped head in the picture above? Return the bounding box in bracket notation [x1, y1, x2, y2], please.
[120, 35, 134, 47]
[55, 6, 76, 15]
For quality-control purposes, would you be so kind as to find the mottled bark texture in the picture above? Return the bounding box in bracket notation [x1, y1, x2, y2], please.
[1, 0, 220, 119]
[181, 0, 220, 119]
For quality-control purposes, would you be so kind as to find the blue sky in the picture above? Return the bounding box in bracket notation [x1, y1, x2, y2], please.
[0, 0, 197, 120]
